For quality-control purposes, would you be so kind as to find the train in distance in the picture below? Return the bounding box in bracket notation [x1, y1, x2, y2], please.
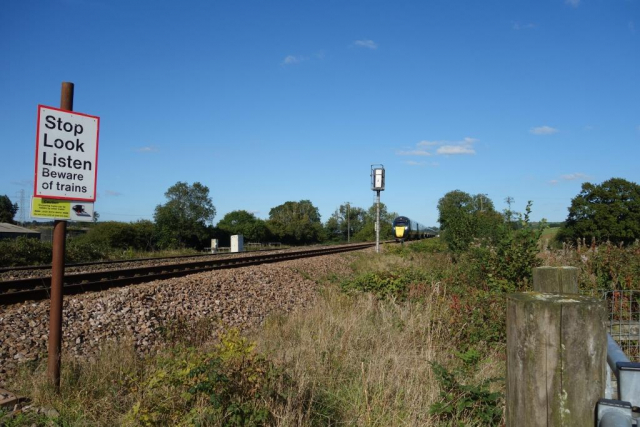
[392, 216, 438, 242]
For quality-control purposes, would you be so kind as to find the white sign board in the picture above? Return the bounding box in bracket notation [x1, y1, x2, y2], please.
[30, 197, 96, 222]
[34, 105, 100, 201]
[373, 168, 384, 190]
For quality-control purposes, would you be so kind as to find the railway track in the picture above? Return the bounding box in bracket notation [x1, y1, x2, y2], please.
[0, 246, 290, 274]
[0, 242, 384, 305]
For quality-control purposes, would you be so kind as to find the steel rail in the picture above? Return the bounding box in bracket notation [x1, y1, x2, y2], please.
[0, 246, 292, 273]
[0, 242, 384, 305]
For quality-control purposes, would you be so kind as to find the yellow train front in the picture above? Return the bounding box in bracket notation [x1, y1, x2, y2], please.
[393, 216, 416, 241]
[393, 216, 436, 242]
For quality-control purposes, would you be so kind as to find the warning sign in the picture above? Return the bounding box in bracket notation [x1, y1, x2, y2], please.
[34, 105, 100, 201]
[31, 198, 95, 222]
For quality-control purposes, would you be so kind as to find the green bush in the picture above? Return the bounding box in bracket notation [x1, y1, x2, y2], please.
[463, 202, 543, 293]
[66, 239, 109, 263]
[487, 203, 543, 290]
[429, 357, 503, 425]
[74, 220, 158, 253]
[588, 243, 640, 291]
[125, 329, 279, 426]
[552, 242, 640, 293]
[385, 238, 448, 257]
[0, 236, 112, 267]
[349, 245, 509, 347]
[0, 237, 51, 267]
[340, 270, 429, 300]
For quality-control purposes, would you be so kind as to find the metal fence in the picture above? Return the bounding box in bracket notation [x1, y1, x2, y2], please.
[600, 290, 640, 425]
[605, 290, 640, 363]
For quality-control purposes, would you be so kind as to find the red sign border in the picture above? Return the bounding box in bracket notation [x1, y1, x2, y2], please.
[34, 105, 100, 202]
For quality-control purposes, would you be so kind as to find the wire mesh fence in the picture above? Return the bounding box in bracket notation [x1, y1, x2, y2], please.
[604, 290, 640, 362]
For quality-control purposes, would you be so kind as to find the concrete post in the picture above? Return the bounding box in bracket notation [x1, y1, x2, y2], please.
[533, 267, 578, 294]
[506, 266, 607, 426]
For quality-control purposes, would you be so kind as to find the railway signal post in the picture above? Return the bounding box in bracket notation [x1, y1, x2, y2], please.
[371, 165, 385, 253]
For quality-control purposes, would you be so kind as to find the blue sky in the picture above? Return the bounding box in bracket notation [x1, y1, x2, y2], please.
[2, 0, 638, 227]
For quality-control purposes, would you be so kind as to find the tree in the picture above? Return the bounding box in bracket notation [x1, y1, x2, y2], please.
[267, 200, 324, 244]
[504, 196, 515, 222]
[0, 195, 18, 224]
[340, 204, 366, 240]
[324, 212, 341, 239]
[558, 178, 640, 244]
[130, 220, 157, 251]
[154, 182, 216, 248]
[438, 190, 478, 252]
[325, 204, 367, 241]
[217, 210, 270, 242]
[473, 193, 494, 212]
[437, 190, 503, 252]
[352, 202, 397, 241]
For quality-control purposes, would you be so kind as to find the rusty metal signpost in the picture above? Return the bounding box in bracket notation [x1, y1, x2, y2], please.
[35, 82, 100, 390]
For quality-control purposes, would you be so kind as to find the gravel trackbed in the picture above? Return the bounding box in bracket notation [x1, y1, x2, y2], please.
[0, 251, 359, 387]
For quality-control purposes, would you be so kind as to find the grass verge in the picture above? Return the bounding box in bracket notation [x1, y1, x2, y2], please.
[5, 241, 507, 426]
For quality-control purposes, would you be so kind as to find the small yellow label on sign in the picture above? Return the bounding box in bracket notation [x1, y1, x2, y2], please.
[31, 198, 71, 219]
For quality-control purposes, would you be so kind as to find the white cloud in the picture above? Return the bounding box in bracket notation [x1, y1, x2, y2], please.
[417, 140, 440, 147]
[282, 55, 306, 65]
[397, 149, 432, 156]
[136, 146, 158, 153]
[530, 126, 559, 135]
[565, 0, 580, 7]
[630, 21, 636, 34]
[282, 51, 326, 65]
[436, 137, 477, 155]
[437, 145, 476, 155]
[560, 173, 590, 181]
[405, 160, 439, 167]
[549, 173, 591, 184]
[512, 22, 536, 30]
[398, 136, 478, 157]
[353, 39, 378, 50]
[105, 190, 122, 197]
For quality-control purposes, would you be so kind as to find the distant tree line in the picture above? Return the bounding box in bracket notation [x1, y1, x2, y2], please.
[0, 181, 402, 254]
[436, 177, 640, 252]
[148, 182, 405, 249]
[6, 176, 634, 260]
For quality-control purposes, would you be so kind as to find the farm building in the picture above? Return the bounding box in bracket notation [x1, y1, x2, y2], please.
[0, 223, 41, 240]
